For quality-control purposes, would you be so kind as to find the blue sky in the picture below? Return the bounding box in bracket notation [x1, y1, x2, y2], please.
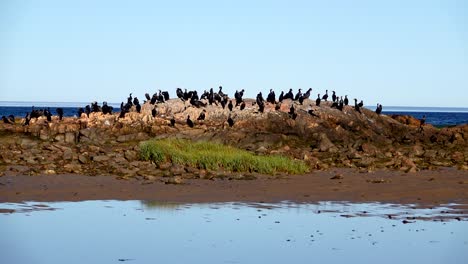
[1, 0, 467, 106]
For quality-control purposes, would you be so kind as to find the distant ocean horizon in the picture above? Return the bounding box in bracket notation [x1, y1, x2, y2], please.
[0, 101, 467, 127]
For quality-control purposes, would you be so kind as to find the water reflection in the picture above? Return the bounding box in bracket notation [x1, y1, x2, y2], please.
[1, 201, 467, 264]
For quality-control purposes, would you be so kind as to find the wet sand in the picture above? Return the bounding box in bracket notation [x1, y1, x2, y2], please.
[1, 167, 467, 206]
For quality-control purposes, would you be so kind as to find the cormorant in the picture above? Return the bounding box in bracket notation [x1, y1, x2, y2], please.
[136, 103, 141, 113]
[2, 116, 11, 124]
[294, 89, 302, 101]
[358, 100, 364, 108]
[322, 90, 328, 101]
[284, 89, 294, 100]
[278, 91, 284, 102]
[375, 104, 383, 115]
[145, 93, 151, 101]
[77, 108, 84, 118]
[227, 116, 234, 127]
[332, 91, 337, 102]
[267, 89, 276, 104]
[275, 102, 281, 111]
[289, 104, 297, 119]
[240, 101, 246, 111]
[127, 93, 133, 105]
[316, 94, 321, 106]
[186, 115, 194, 128]
[228, 100, 233, 112]
[56, 108, 64, 121]
[354, 99, 361, 114]
[23, 112, 31, 126]
[133, 97, 139, 106]
[170, 117, 176, 127]
[151, 107, 157, 118]
[344, 95, 349, 106]
[303, 88, 312, 99]
[197, 110, 206, 121]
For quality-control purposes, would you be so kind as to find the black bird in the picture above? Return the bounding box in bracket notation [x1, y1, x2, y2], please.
[316, 94, 321, 106]
[145, 93, 151, 101]
[77, 108, 84, 118]
[258, 101, 265, 113]
[354, 99, 361, 114]
[23, 112, 31, 126]
[303, 88, 312, 99]
[234, 89, 244, 106]
[2, 116, 11, 124]
[375, 104, 383, 115]
[127, 93, 133, 105]
[332, 91, 337, 102]
[240, 101, 246, 111]
[275, 102, 281, 111]
[308, 107, 318, 117]
[289, 104, 297, 120]
[322, 90, 328, 101]
[45, 108, 52, 122]
[7, 115, 14, 123]
[227, 116, 234, 127]
[136, 103, 141, 113]
[170, 117, 176, 127]
[284, 89, 294, 100]
[56, 108, 64, 121]
[228, 100, 233, 112]
[197, 110, 206, 121]
[294, 89, 302, 101]
[85, 105, 91, 117]
[298, 95, 304, 105]
[151, 107, 157, 117]
[344, 95, 349, 106]
[267, 89, 276, 104]
[133, 97, 139, 106]
[256, 92, 264, 105]
[358, 100, 364, 108]
[176, 88, 184, 101]
[162, 91, 170, 101]
[186, 115, 194, 128]
[278, 91, 284, 102]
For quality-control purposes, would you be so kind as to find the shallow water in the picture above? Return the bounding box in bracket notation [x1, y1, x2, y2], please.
[1, 201, 467, 264]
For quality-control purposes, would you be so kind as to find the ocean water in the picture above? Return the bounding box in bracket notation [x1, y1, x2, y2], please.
[1, 201, 467, 264]
[0, 102, 467, 126]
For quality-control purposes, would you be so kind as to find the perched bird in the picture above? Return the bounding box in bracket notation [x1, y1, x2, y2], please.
[228, 100, 233, 112]
[375, 104, 383, 115]
[240, 101, 246, 111]
[197, 110, 206, 120]
[322, 90, 328, 101]
[316, 94, 321, 106]
[186, 115, 194, 128]
[227, 116, 234, 127]
[344, 95, 349, 106]
[332, 91, 337, 102]
[151, 107, 157, 118]
[56, 108, 64, 121]
[354, 99, 361, 114]
[170, 117, 176, 127]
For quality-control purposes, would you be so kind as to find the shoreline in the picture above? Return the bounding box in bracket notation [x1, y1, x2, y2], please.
[1, 167, 467, 207]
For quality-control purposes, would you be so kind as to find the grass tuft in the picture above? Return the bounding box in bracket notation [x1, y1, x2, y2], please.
[139, 138, 308, 175]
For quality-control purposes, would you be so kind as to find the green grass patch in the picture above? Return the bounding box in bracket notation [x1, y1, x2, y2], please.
[139, 138, 308, 175]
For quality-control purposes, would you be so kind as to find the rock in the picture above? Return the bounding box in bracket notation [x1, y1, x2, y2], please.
[92, 155, 110, 162]
[330, 174, 343, 180]
[63, 163, 82, 173]
[451, 152, 464, 163]
[124, 150, 138, 161]
[63, 149, 73, 160]
[19, 138, 38, 149]
[64, 132, 76, 144]
[318, 133, 338, 153]
[411, 145, 425, 157]
[144, 175, 157, 181]
[170, 164, 185, 175]
[162, 176, 184, 184]
[78, 154, 89, 164]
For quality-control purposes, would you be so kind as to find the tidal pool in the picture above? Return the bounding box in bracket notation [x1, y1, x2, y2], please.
[1, 201, 467, 264]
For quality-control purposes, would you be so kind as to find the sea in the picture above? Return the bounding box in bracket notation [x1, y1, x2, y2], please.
[0, 102, 467, 127]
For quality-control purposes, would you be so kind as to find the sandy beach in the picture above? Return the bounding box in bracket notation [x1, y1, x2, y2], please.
[1, 167, 467, 207]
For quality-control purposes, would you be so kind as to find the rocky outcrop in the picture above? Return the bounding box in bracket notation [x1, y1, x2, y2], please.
[0, 98, 467, 179]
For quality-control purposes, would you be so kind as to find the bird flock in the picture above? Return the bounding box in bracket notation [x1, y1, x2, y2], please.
[3, 86, 383, 127]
